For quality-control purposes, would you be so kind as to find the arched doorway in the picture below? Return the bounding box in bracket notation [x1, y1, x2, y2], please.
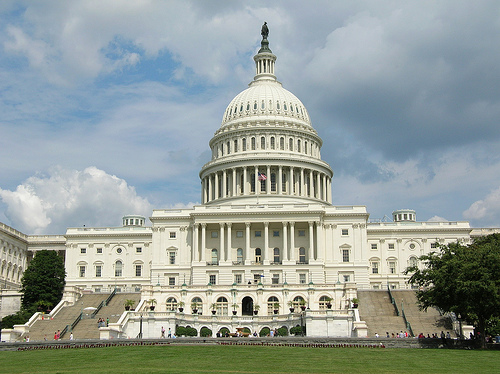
[242, 296, 253, 316]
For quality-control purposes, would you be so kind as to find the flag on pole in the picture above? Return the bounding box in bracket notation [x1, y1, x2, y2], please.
[258, 172, 267, 181]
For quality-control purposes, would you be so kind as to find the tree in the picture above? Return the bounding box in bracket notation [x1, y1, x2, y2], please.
[405, 234, 500, 348]
[21, 250, 66, 311]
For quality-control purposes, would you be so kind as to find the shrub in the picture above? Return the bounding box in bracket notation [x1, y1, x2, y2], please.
[200, 327, 212, 337]
[259, 327, 270, 337]
[277, 327, 288, 336]
[290, 325, 304, 336]
[176, 326, 186, 337]
[185, 327, 198, 337]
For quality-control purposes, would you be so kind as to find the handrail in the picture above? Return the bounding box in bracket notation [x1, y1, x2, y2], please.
[91, 301, 104, 318]
[60, 312, 82, 339]
[105, 288, 117, 306]
[91, 289, 117, 318]
[387, 286, 400, 316]
[400, 301, 414, 337]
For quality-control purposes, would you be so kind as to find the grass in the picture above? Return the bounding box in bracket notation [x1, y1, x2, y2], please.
[0, 344, 498, 374]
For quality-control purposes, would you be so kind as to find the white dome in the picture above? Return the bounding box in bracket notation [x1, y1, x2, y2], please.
[221, 80, 312, 129]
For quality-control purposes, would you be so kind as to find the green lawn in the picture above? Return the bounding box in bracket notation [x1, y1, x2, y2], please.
[0, 345, 497, 374]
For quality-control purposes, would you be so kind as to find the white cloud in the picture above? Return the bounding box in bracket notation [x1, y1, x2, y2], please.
[463, 186, 500, 227]
[427, 216, 448, 222]
[0, 167, 151, 234]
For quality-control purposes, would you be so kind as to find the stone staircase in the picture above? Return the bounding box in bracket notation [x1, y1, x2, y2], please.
[390, 290, 449, 337]
[70, 293, 141, 340]
[357, 290, 406, 338]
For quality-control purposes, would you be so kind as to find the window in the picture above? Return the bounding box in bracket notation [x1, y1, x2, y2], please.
[79, 266, 86, 277]
[280, 137, 285, 150]
[292, 296, 305, 309]
[273, 230, 280, 237]
[80, 248, 86, 254]
[319, 295, 332, 310]
[136, 247, 142, 253]
[255, 231, 261, 237]
[299, 247, 306, 263]
[343, 275, 350, 282]
[96, 248, 103, 254]
[267, 296, 279, 314]
[236, 231, 243, 238]
[409, 257, 418, 268]
[135, 264, 142, 277]
[388, 243, 395, 250]
[271, 173, 276, 192]
[261, 136, 265, 149]
[389, 261, 396, 274]
[169, 232, 176, 239]
[115, 260, 123, 277]
[342, 249, 350, 263]
[209, 274, 216, 285]
[298, 230, 305, 237]
[169, 251, 176, 265]
[289, 138, 293, 151]
[191, 297, 203, 314]
[95, 265, 102, 278]
[270, 137, 275, 149]
[169, 277, 175, 286]
[116, 248, 123, 254]
[255, 248, 262, 263]
[299, 273, 306, 284]
[236, 248, 243, 263]
[272, 273, 280, 284]
[234, 274, 242, 284]
[242, 138, 247, 151]
[253, 273, 262, 283]
[216, 296, 228, 315]
[234, 139, 238, 152]
[211, 249, 218, 264]
[341, 229, 349, 236]
[371, 261, 379, 274]
[431, 242, 438, 249]
[273, 248, 280, 263]
[166, 297, 177, 311]
[371, 244, 378, 250]
[211, 231, 218, 238]
[251, 137, 256, 150]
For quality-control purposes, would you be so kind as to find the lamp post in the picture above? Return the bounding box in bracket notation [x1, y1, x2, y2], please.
[458, 314, 463, 340]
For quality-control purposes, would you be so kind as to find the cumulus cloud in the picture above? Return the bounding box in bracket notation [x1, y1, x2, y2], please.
[0, 167, 151, 234]
[427, 216, 448, 222]
[463, 187, 500, 227]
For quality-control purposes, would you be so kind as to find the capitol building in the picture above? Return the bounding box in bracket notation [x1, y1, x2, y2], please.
[1, 26, 487, 339]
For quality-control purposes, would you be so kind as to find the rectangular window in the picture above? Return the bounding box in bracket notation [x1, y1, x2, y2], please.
[272, 273, 280, 284]
[253, 274, 262, 283]
[388, 243, 395, 250]
[431, 242, 438, 248]
[169, 277, 175, 286]
[342, 249, 350, 262]
[341, 229, 348, 236]
[169, 232, 176, 239]
[389, 262, 396, 274]
[343, 275, 350, 282]
[298, 230, 305, 237]
[236, 231, 243, 238]
[136, 247, 142, 253]
[96, 248, 103, 254]
[255, 231, 261, 237]
[135, 265, 142, 277]
[211, 231, 218, 238]
[79, 266, 86, 277]
[169, 252, 176, 265]
[371, 244, 377, 250]
[234, 274, 242, 284]
[371, 262, 379, 274]
[209, 274, 216, 285]
[273, 230, 280, 237]
[80, 248, 86, 254]
[95, 265, 102, 278]
[299, 273, 306, 284]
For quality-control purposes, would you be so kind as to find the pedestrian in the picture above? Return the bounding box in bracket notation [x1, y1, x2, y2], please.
[106, 317, 109, 327]
[161, 326, 165, 338]
[70, 332, 74, 340]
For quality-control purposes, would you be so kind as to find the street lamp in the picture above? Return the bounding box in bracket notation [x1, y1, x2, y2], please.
[458, 314, 463, 340]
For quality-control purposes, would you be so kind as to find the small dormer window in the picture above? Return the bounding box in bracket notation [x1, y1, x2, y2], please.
[254, 102, 257, 110]
[246, 103, 250, 111]
[277, 102, 280, 110]
[261, 100, 265, 110]
[284, 102, 287, 111]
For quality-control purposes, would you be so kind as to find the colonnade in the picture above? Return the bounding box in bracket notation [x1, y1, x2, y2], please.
[201, 165, 332, 204]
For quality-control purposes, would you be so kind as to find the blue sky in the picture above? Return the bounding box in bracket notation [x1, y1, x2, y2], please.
[1, 0, 500, 234]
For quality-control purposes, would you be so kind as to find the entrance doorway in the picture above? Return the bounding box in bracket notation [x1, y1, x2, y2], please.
[242, 296, 253, 316]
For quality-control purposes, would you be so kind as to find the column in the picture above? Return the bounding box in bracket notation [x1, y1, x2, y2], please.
[290, 222, 295, 262]
[232, 168, 237, 197]
[208, 176, 213, 202]
[215, 172, 219, 200]
[192, 224, 199, 262]
[322, 175, 327, 201]
[264, 222, 269, 265]
[327, 178, 332, 203]
[309, 170, 313, 197]
[222, 170, 227, 198]
[243, 167, 248, 195]
[278, 166, 283, 195]
[309, 221, 315, 261]
[266, 165, 271, 194]
[220, 223, 225, 262]
[316, 172, 320, 199]
[227, 223, 232, 263]
[282, 222, 288, 261]
[300, 168, 305, 196]
[245, 222, 251, 264]
[201, 223, 207, 262]
[289, 167, 294, 195]
[255, 166, 259, 195]
[316, 223, 324, 262]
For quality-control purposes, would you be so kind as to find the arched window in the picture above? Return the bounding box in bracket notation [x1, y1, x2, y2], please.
[255, 248, 262, 264]
[234, 139, 238, 152]
[211, 249, 218, 265]
[191, 297, 202, 314]
[299, 247, 306, 264]
[251, 137, 256, 150]
[267, 296, 279, 315]
[270, 173, 276, 192]
[280, 137, 285, 150]
[273, 248, 280, 264]
[319, 295, 332, 310]
[292, 296, 305, 309]
[370, 258, 380, 274]
[297, 139, 301, 153]
[114, 260, 123, 277]
[251, 174, 255, 193]
[166, 297, 177, 311]
[282, 173, 287, 193]
[216, 296, 228, 315]
[261, 136, 266, 149]
[289, 138, 293, 151]
[227, 141, 230, 154]
[304, 141, 308, 154]
[409, 256, 418, 268]
[242, 138, 247, 151]
[270, 137, 275, 150]
[237, 248, 243, 264]
[221, 143, 224, 156]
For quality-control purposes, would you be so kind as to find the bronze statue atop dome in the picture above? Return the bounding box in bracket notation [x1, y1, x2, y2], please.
[261, 22, 269, 40]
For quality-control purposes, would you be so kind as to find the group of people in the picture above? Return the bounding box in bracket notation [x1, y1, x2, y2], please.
[160, 326, 174, 338]
[53, 330, 61, 340]
[97, 317, 109, 328]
